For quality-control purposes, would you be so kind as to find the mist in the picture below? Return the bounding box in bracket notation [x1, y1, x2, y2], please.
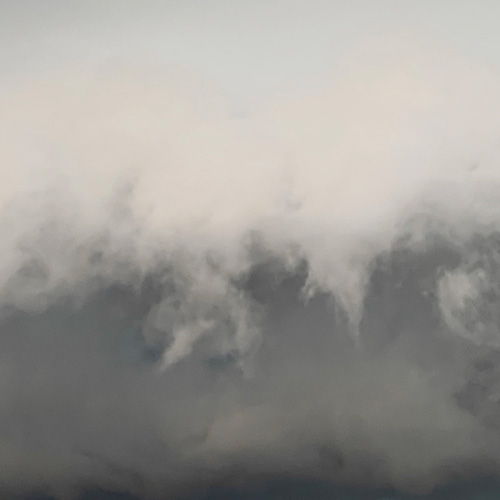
[3, 2, 500, 499]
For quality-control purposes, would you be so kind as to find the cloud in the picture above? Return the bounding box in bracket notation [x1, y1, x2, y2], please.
[2, 42, 500, 498]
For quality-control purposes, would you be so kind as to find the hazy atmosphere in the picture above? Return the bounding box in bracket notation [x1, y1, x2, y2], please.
[2, 1, 500, 499]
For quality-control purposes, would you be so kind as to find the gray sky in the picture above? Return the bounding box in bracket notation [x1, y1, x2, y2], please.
[3, 3, 500, 498]
[1, 1, 500, 101]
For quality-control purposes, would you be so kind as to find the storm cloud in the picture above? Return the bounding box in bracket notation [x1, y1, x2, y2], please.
[3, 2, 500, 499]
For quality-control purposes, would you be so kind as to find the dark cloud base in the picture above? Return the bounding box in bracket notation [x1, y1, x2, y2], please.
[3, 230, 500, 499]
[13, 477, 500, 500]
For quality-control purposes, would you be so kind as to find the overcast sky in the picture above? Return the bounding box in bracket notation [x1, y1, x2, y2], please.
[3, 3, 500, 499]
[2, 0, 500, 101]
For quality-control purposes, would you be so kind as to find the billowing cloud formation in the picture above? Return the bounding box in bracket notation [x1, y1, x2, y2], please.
[3, 44, 500, 499]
